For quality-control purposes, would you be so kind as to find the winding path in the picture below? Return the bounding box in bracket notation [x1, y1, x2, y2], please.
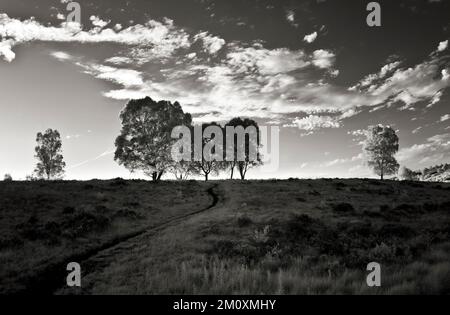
[17, 183, 222, 295]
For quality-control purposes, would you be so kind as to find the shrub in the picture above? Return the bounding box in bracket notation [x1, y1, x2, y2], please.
[252, 225, 271, 244]
[3, 174, 12, 182]
[332, 203, 355, 214]
[236, 213, 252, 227]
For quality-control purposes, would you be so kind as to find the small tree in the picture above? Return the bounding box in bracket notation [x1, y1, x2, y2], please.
[114, 97, 192, 182]
[3, 174, 12, 182]
[363, 125, 399, 180]
[191, 122, 225, 181]
[225, 117, 262, 180]
[34, 129, 66, 180]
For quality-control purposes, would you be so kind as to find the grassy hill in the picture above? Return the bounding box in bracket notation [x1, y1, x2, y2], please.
[1, 178, 449, 294]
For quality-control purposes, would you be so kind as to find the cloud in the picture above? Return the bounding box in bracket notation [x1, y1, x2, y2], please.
[312, 49, 335, 69]
[90, 15, 110, 28]
[441, 114, 450, 122]
[303, 32, 318, 43]
[356, 57, 450, 110]
[194, 32, 225, 54]
[397, 133, 450, 166]
[50, 51, 72, 61]
[286, 115, 341, 131]
[77, 63, 144, 87]
[285, 10, 298, 27]
[65, 134, 80, 140]
[412, 126, 423, 134]
[3, 13, 449, 131]
[437, 40, 448, 52]
[0, 13, 190, 63]
[0, 39, 15, 62]
[350, 61, 401, 90]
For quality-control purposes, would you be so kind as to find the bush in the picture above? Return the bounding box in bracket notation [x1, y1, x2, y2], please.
[332, 203, 355, 214]
[3, 174, 12, 182]
[236, 214, 252, 227]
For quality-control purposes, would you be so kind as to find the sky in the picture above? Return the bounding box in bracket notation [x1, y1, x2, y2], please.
[0, 0, 449, 180]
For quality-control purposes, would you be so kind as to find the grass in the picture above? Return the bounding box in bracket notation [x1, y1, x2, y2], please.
[1, 178, 449, 294]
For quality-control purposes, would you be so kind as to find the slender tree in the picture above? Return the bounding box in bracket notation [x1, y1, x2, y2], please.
[191, 122, 224, 181]
[363, 125, 399, 180]
[34, 129, 66, 180]
[225, 117, 262, 180]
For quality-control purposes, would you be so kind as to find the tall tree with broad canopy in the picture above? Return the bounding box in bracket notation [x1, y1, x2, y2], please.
[363, 125, 400, 180]
[114, 97, 192, 181]
[225, 117, 262, 180]
[34, 129, 66, 180]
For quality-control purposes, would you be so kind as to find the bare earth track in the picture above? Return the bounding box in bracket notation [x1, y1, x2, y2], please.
[17, 184, 221, 295]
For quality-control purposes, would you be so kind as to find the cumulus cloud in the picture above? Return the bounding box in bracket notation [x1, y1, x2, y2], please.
[303, 32, 317, 43]
[312, 49, 335, 69]
[437, 40, 448, 52]
[0, 39, 15, 62]
[194, 32, 225, 54]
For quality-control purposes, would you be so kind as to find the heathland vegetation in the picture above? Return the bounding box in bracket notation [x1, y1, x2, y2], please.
[1, 179, 449, 294]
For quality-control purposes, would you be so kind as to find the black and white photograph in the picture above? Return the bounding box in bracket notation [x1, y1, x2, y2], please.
[0, 0, 449, 299]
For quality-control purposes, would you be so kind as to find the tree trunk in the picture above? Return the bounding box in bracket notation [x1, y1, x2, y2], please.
[230, 166, 234, 179]
[380, 173, 384, 180]
[205, 173, 209, 181]
[157, 171, 163, 181]
[238, 163, 246, 180]
[152, 172, 158, 181]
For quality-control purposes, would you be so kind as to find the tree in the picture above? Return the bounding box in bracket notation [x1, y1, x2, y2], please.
[399, 166, 421, 181]
[191, 122, 225, 181]
[3, 174, 12, 182]
[225, 117, 262, 180]
[34, 129, 66, 180]
[363, 125, 399, 180]
[169, 160, 196, 180]
[114, 97, 192, 182]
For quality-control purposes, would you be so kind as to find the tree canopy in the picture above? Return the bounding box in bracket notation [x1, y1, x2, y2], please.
[34, 128, 66, 180]
[114, 97, 192, 181]
[363, 125, 399, 180]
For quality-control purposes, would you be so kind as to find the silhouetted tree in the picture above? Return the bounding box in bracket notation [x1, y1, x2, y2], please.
[225, 117, 262, 180]
[3, 174, 12, 182]
[34, 129, 66, 180]
[191, 122, 225, 181]
[363, 125, 399, 180]
[114, 97, 192, 182]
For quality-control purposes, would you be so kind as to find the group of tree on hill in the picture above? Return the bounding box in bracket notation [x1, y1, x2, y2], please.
[1, 97, 444, 182]
[113, 97, 262, 181]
